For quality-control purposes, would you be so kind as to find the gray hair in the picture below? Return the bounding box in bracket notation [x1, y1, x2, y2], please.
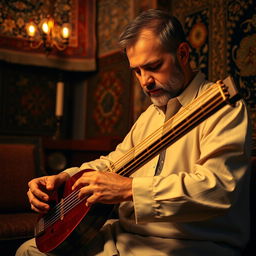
[119, 9, 186, 53]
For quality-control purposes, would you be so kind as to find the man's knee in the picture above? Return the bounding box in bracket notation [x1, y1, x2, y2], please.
[16, 238, 46, 256]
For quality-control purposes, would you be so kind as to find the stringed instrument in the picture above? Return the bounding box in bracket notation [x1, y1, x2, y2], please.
[35, 76, 240, 254]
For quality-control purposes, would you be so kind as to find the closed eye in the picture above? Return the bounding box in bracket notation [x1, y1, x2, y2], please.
[131, 68, 141, 75]
[144, 61, 162, 72]
[131, 61, 162, 75]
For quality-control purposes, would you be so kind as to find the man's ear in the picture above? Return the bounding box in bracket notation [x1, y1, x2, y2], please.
[176, 42, 190, 66]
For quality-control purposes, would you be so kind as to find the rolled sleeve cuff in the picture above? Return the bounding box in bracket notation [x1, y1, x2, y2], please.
[132, 176, 157, 223]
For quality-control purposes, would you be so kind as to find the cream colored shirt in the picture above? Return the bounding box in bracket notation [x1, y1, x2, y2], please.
[65, 72, 251, 255]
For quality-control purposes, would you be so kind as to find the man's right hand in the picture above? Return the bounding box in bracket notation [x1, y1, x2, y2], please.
[27, 172, 70, 214]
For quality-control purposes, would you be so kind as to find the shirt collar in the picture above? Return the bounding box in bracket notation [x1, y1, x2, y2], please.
[153, 71, 207, 115]
[177, 71, 206, 107]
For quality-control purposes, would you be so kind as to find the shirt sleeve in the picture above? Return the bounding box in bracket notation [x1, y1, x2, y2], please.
[132, 100, 252, 223]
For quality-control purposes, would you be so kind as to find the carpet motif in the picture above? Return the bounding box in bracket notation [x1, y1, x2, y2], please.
[93, 71, 123, 134]
[86, 52, 132, 138]
[227, 0, 256, 150]
[0, 64, 56, 135]
[185, 8, 209, 78]
[97, 0, 132, 56]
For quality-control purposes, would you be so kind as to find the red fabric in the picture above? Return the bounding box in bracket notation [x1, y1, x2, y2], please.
[0, 213, 38, 240]
[0, 144, 36, 212]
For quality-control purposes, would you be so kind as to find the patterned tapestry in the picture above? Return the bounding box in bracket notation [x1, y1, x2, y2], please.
[185, 8, 209, 78]
[172, 0, 256, 154]
[0, 62, 57, 136]
[97, 0, 133, 57]
[226, 0, 256, 148]
[0, 0, 96, 71]
[85, 52, 132, 139]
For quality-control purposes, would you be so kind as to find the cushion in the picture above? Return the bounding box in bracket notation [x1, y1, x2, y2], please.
[0, 212, 38, 240]
[0, 144, 37, 212]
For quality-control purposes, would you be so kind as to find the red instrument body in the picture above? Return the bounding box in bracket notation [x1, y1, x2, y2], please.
[35, 170, 114, 254]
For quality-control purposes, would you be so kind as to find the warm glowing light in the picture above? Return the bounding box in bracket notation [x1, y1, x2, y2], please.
[27, 24, 36, 37]
[42, 22, 49, 34]
[48, 18, 54, 30]
[26, 16, 70, 52]
[61, 26, 70, 39]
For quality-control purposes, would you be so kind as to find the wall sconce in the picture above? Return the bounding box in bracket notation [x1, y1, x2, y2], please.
[26, 16, 71, 53]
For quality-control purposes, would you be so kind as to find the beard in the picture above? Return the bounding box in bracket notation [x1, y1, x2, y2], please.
[144, 60, 185, 107]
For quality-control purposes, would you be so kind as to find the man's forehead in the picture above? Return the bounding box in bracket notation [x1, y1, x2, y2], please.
[126, 32, 165, 68]
[127, 50, 161, 69]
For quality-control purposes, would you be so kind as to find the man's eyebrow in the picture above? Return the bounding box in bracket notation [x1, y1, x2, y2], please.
[129, 66, 137, 71]
[130, 59, 162, 70]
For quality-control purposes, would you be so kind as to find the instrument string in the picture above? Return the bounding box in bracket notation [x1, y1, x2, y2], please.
[42, 190, 80, 228]
[43, 189, 78, 221]
[44, 195, 84, 229]
[43, 190, 89, 229]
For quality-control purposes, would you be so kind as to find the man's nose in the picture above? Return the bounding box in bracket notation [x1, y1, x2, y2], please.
[141, 71, 153, 88]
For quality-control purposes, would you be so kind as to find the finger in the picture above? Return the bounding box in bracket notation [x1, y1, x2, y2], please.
[72, 176, 90, 191]
[27, 189, 50, 213]
[86, 192, 102, 206]
[77, 185, 93, 199]
[45, 176, 57, 191]
[31, 203, 49, 214]
[28, 179, 50, 201]
[72, 170, 98, 190]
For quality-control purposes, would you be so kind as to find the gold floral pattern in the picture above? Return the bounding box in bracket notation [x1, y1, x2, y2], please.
[2, 18, 16, 34]
[97, 0, 132, 56]
[188, 23, 207, 49]
[184, 8, 209, 77]
[235, 34, 256, 76]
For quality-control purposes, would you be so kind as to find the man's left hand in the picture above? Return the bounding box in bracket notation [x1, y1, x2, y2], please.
[72, 170, 133, 206]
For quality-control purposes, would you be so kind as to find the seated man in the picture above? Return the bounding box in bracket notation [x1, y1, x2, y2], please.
[16, 9, 251, 256]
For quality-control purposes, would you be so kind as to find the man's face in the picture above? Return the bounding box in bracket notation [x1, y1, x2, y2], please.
[126, 29, 185, 107]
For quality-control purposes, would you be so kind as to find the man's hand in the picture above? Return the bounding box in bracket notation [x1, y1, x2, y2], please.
[72, 170, 133, 207]
[27, 172, 70, 213]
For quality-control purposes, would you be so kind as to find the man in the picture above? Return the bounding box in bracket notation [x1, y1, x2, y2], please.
[17, 9, 251, 256]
